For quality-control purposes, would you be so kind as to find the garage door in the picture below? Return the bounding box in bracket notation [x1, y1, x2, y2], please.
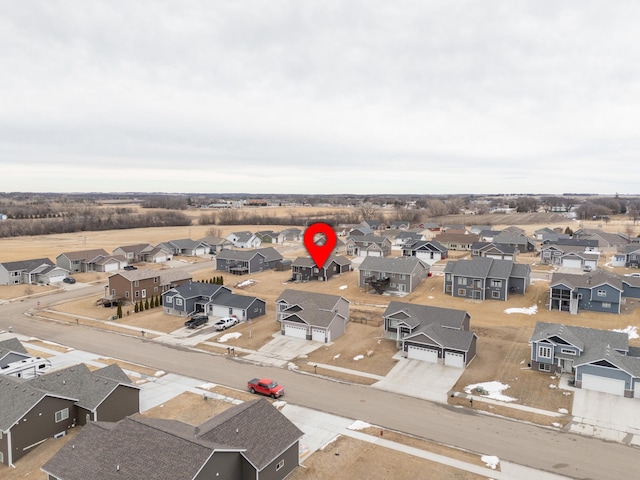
[312, 328, 326, 342]
[366, 251, 382, 257]
[582, 374, 625, 396]
[562, 258, 582, 269]
[104, 262, 119, 272]
[634, 380, 640, 399]
[48, 274, 66, 283]
[284, 324, 307, 339]
[407, 345, 438, 363]
[445, 351, 465, 368]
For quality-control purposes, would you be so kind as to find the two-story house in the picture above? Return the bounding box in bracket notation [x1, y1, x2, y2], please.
[359, 256, 429, 294]
[107, 269, 192, 304]
[226, 231, 262, 248]
[215, 247, 283, 275]
[0, 258, 68, 285]
[549, 271, 623, 314]
[346, 235, 392, 257]
[291, 255, 352, 282]
[401, 240, 448, 265]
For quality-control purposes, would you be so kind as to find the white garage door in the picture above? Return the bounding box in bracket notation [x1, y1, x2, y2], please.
[407, 345, 438, 363]
[366, 251, 382, 257]
[312, 328, 326, 342]
[284, 324, 307, 339]
[582, 374, 625, 396]
[209, 305, 230, 317]
[48, 274, 66, 283]
[562, 258, 582, 269]
[104, 262, 119, 272]
[634, 381, 640, 399]
[445, 351, 465, 368]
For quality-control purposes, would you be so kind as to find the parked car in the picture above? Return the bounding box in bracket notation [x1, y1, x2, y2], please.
[123, 265, 137, 271]
[184, 315, 209, 329]
[247, 378, 284, 398]
[583, 265, 593, 272]
[214, 317, 239, 331]
[62, 277, 76, 284]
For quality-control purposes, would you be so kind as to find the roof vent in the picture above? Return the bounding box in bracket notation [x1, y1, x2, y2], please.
[117, 464, 120, 471]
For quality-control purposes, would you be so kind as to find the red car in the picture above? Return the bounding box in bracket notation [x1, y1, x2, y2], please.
[247, 378, 284, 398]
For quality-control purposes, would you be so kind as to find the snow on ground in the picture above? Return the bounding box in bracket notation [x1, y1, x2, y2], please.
[198, 383, 216, 390]
[481, 455, 500, 469]
[464, 381, 517, 402]
[348, 420, 371, 430]
[339, 285, 348, 290]
[504, 305, 538, 315]
[552, 422, 562, 428]
[333, 354, 341, 360]
[612, 326, 639, 339]
[154, 370, 165, 377]
[558, 408, 569, 414]
[353, 355, 364, 361]
[287, 362, 298, 370]
[236, 279, 255, 288]
[320, 434, 341, 450]
[218, 332, 242, 342]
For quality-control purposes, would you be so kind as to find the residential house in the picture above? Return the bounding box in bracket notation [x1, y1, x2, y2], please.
[198, 236, 232, 254]
[359, 256, 429, 294]
[477, 229, 502, 242]
[574, 228, 629, 249]
[610, 244, 640, 268]
[1, 363, 138, 467]
[443, 258, 531, 301]
[0, 258, 68, 285]
[215, 247, 283, 275]
[275, 289, 350, 342]
[278, 228, 303, 242]
[622, 275, 640, 300]
[539, 245, 599, 271]
[346, 235, 392, 257]
[529, 321, 640, 397]
[542, 237, 599, 251]
[226, 231, 262, 249]
[389, 220, 411, 230]
[291, 255, 352, 282]
[56, 249, 116, 273]
[442, 224, 466, 233]
[469, 225, 493, 235]
[113, 243, 174, 263]
[162, 281, 266, 321]
[433, 232, 479, 251]
[348, 225, 375, 236]
[0, 338, 30, 368]
[470, 242, 517, 261]
[492, 231, 536, 253]
[42, 398, 304, 480]
[534, 227, 557, 240]
[402, 240, 448, 265]
[393, 231, 424, 247]
[157, 239, 210, 256]
[383, 301, 477, 368]
[549, 271, 623, 314]
[107, 269, 192, 304]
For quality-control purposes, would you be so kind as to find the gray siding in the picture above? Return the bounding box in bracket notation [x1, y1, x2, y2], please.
[257, 441, 300, 480]
[196, 451, 243, 479]
[576, 364, 633, 390]
[96, 385, 139, 423]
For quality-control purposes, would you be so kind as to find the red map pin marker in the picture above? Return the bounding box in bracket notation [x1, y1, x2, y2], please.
[303, 222, 337, 269]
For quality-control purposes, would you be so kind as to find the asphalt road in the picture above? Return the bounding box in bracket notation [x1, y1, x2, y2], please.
[1, 288, 637, 480]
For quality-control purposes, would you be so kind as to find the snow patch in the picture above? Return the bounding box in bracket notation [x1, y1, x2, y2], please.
[612, 326, 639, 340]
[218, 332, 242, 343]
[558, 408, 569, 414]
[236, 279, 255, 288]
[504, 305, 538, 315]
[481, 455, 500, 469]
[348, 420, 371, 431]
[333, 354, 341, 360]
[154, 370, 165, 377]
[464, 381, 517, 402]
[549, 384, 556, 389]
[287, 362, 298, 370]
[552, 422, 562, 428]
[198, 383, 216, 390]
[272, 400, 287, 409]
[339, 285, 348, 290]
[353, 355, 364, 361]
[320, 434, 341, 450]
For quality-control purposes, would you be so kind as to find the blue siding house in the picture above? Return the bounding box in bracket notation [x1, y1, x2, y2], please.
[549, 271, 623, 314]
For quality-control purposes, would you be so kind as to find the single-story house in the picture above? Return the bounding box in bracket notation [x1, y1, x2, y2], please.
[215, 247, 283, 275]
[278, 228, 303, 243]
[157, 239, 210, 256]
[393, 231, 424, 247]
[443, 258, 531, 301]
[162, 281, 266, 321]
[0, 258, 68, 285]
[470, 242, 517, 261]
[492, 232, 536, 253]
[275, 289, 350, 343]
[359, 256, 429, 294]
[530, 321, 640, 397]
[226, 231, 262, 248]
[433, 233, 479, 251]
[610, 244, 640, 268]
[291, 255, 352, 282]
[401, 240, 448, 265]
[346, 235, 392, 257]
[56, 249, 111, 273]
[0, 338, 31, 368]
[574, 228, 630, 249]
[383, 301, 477, 368]
[113, 243, 174, 263]
[42, 398, 304, 480]
[198, 236, 233, 254]
[549, 271, 623, 314]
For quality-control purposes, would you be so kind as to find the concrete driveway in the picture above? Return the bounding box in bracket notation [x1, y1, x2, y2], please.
[570, 387, 640, 444]
[372, 354, 464, 403]
[243, 334, 325, 367]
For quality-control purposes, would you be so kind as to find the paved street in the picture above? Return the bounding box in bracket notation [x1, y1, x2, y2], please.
[1, 287, 639, 479]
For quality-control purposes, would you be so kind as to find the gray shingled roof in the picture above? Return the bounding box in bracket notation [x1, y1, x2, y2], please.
[197, 398, 303, 470]
[530, 322, 628, 354]
[42, 417, 223, 480]
[0, 337, 29, 357]
[283, 310, 343, 328]
[113, 243, 153, 254]
[0, 257, 54, 272]
[445, 258, 529, 280]
[169, 281, 227, 299]
[292, 254, 351, 268]
[216, 247, 282, 262]
[384, 301, 468, 330]
[213, 289, 264, 309]
[405, 323, 476, 352]
[59, 249, 109, 261]
[114, 268, 192, 284]
[359, 256, 428, 275]
[276, 289, 347, 311]
[470, 242, 517, 255]
[550, 270, 624, 291]
[0, 375, 77, 431]
[28, 363, 136, 411]
[347, 234, 389, 244]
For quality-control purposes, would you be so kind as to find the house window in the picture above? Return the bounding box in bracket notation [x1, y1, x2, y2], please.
[602, 302, 611, 308]
[165, 296, 172, 304]
[491, 280, 502, 287]
[55, 408, 69, 423]
[457, 289, 466, 296]
[112, 289, 116, 295]
[399, 274, 406, 280]
[154, 287, 158, 292]
[491, 291, 500, 298]
[539, 363, 551, 372]
[134, 291, 139, 298]
[176, 298, 183, 306]
[141, 289, 146, 298]
[445, 274, 451, 281]
[458, 278, 467, 286]
[134, 280, 139, 287]
[153, 277, 159, 283]
[313, 268, 319, 273]
[276, 460, 285, 471]
[597, 290, 606, 297]
[473, 279, 482, 288]
[538, 346, 552, 358]
[561, 348, 576, 355]
[445, 285, 452, 293]
[125, 291, 130, 298]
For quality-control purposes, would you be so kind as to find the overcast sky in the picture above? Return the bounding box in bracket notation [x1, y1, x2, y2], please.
[1, 1, 639, 195]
